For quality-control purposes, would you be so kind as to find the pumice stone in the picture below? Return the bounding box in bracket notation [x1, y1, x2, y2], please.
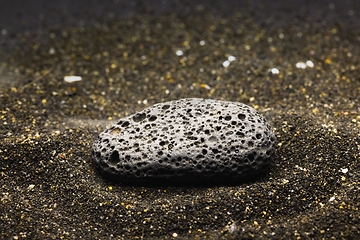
[92, 98, 277, 184]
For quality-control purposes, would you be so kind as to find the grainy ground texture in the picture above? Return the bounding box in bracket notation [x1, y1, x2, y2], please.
[1, 0, 359, 239]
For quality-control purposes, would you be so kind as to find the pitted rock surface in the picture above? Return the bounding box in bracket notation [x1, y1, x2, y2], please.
[92, 98, 277, 184]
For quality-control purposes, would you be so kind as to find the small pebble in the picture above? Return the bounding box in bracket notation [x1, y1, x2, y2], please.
[175, 50, 183, 56]
[228, 55, 236, 62]
[64, 76, 82, 82]
[306, 60, 314, 68]
[270, 68, 280, 74]
[296, 62, 307, 69]
[222, 60, 230, 67]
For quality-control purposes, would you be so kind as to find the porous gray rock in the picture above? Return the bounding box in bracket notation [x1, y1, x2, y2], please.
[92, 98, 277, 184]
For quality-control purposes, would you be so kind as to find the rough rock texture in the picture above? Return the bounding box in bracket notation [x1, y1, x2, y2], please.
[92, 98, 276, 184]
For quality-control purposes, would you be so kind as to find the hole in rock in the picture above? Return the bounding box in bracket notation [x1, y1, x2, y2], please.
[109, 150, 120, 165]
[148, 115, 157, 121]
[236, 131, 245, 137]
[212, 148, 220, 154]
[238, 113, 246, 120]
[162, 104, 170, 110]
[133, 113, 147, 122]
[247, 152, 255, 161]
[122, 121, 130, 127]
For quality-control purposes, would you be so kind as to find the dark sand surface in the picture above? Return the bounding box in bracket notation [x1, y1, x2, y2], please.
[1, 1, 359, 239]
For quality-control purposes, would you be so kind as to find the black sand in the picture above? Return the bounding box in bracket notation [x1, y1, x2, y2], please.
[1, 1, 359, 239]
